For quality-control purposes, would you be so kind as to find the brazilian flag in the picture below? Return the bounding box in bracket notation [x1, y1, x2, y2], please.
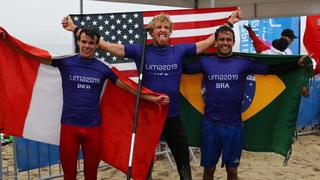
[180, 53, 313, 162]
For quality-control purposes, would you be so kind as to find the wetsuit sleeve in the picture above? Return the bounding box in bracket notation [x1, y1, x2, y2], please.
[107, 69, 118, 84]
[248, 61, 269, 75]
[184, 43, 197, 56]
[51, 58, 62, 67]
[124, 44, 142, 69]
[124, 44, 142, 59]
[183, 59, 202, 74]
[267, 61, 300, 74]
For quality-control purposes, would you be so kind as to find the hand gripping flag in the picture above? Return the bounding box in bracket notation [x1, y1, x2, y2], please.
[0, 27, 169, 179]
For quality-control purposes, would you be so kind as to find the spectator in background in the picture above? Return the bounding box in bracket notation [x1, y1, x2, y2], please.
[264, 37, 290, 55]
[243, 25, 296, 55]
[281, 28, 297, 55]
[281, 29, 309, 96]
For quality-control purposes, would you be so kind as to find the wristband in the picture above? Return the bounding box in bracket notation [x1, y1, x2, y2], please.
[73, 26, 80, 34]
[226, 21, 234, 28]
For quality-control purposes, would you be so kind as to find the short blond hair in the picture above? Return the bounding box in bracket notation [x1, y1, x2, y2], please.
[146, 13, 173, 33]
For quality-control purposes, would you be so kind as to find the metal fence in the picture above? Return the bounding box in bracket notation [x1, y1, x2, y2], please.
[0, 138, 198, 180]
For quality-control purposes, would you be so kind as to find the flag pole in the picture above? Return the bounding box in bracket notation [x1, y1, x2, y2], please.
[127, 29, 148, 180]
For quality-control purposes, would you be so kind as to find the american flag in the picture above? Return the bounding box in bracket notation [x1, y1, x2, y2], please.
[70, 7, 236, 77]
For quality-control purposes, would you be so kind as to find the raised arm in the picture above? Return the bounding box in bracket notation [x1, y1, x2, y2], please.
[243, 24, 270, 53]
[61, 16, 125, 57]
[195, 7, 242, 54]
[115, 79, 170, 105]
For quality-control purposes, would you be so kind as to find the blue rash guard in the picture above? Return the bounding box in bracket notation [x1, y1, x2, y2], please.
[125, 44, 197, 117]
[184, 55, 268, 126]
[51, 54, 118, 127]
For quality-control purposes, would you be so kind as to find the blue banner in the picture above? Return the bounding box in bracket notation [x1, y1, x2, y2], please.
[16, 138, 60, 171]
[239, 17, 300, 54]
[297, 77, 320, 129]
[16, 138, 83, 171]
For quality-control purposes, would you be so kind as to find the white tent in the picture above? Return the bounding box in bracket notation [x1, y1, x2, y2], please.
[93, 0, 320, 19]
[1, 0, 319, 54]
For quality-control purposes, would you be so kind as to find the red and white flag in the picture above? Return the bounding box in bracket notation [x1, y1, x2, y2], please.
[0, 27, 168, 179]
[303, 15, 320, 75]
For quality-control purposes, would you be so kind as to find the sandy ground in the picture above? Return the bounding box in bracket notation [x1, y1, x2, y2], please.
[1, 131, 320, 179]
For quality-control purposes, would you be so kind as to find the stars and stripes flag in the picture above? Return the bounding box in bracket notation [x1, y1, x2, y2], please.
[70, 7, 236, 77]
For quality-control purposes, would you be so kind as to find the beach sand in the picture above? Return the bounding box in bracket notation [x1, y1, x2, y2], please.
[98, 131, 320, 180]
[1, 132, 319, 179]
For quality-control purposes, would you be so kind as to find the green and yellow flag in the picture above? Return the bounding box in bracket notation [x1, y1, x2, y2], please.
[180, 53, 312, 161]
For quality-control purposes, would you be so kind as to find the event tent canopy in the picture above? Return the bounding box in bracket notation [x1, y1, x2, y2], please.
[92, 0, 320, 19]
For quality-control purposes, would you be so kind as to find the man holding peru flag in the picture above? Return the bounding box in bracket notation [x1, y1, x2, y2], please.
[0, 27, 169, 180]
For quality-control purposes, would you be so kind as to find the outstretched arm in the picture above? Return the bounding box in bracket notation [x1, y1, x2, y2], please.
[61, 16, 125, 57]
[243, 24, 270, 53]
[267, 55, 310, 74]
[265, 56, 311, 97]
[115, 79, 170, 105]
[195, 7, 242, 54]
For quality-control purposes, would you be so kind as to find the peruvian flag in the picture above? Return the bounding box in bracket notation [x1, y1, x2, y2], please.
[303, 15, 320, 75]
[0, 27, 168, 179]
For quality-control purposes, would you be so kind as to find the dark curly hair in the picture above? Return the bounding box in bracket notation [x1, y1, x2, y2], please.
[272, 37, 289, 52]
[78, 28, 101, 44]
[214, 25, 235, 42]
